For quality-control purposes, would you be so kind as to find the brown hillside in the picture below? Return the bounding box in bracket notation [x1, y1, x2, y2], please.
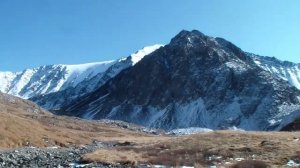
[0, 92, 164, 148]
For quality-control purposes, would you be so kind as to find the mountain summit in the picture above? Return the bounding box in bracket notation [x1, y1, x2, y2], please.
[61, 30, 300, 131]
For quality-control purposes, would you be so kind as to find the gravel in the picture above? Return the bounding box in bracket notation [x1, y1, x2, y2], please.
[0, 141, 131, 168]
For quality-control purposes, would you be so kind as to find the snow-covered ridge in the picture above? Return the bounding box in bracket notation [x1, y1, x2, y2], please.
[0, 44, 163, 100]
[130, 44, 163, 65]
[0, 61, 115, 99]
[249, 53, 300, 90]
[61, 61, 116, 88]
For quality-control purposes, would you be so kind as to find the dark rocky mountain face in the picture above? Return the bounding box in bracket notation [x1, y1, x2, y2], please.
[61, 30, 300, 131]
[281, 118, 300, 131]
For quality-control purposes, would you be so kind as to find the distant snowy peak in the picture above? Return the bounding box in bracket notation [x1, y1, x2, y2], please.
[0, 61, 115, 99]
[0, 44, 162, 100]
[130, 44, 164, 65]
[249, 53, 300, 90]
[30, 44, 164, 110]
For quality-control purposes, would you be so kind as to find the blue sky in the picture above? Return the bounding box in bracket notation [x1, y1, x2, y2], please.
[1, 0, 300, 71]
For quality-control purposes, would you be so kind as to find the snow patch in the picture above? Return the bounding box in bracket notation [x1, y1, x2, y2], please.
[253, 60, 261, 66]
[287, 160, 300, 167]
[69, 163, 91, 168]
[130, 44, 163, 65]
[167, 127, 213, 135]
[225, 61, 248, 73]
[228, 126, 245, 131]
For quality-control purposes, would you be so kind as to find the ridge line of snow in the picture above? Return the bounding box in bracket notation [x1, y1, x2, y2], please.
[0, 44, 163, 100]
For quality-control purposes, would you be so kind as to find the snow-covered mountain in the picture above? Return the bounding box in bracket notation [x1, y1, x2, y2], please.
[0, 61, 115, 99]
[61, 30, 300, 131]
[2, 30, 300, 131]
[30, 44, 163, 110]
[0, 45, 161, 102]
[0, 44, 163, 110]
[249, 53, 300, 90]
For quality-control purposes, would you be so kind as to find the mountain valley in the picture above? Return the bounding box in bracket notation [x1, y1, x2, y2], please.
[0, 92, 300, 167]
[1, 30, 300, 167]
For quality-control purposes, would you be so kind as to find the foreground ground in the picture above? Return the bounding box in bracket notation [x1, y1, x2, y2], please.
[82, 131, 300, 167]
[0, 93, 300, 167]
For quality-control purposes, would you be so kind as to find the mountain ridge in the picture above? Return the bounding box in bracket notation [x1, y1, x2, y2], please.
[1, 30, 300, 131]
[248, 53, 300, 90]
[0, 61, 115, 98]
[60, 30, 300, 131]
[0, 45, 163, 109]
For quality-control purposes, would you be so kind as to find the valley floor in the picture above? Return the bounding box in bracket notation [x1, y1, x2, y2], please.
[1, 128, 300, 167]
[82, 131, 300, 167]
[1, 94, 300, 167]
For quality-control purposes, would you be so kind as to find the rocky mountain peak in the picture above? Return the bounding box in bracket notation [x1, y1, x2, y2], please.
[169, 30, 208, 47]
[166, 30, 250, 66]
[61, 30, 300, 131]
[215, 37, 249, 62]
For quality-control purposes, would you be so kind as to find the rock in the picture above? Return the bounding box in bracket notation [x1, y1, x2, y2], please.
[0, 141, 129, 168]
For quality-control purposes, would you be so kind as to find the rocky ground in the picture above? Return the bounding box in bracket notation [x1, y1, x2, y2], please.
[0, 141, 104, 168]
[0, 140, 140, 168]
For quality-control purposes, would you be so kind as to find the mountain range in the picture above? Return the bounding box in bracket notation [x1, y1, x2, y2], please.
[1, 30, 300, 131]
[0, 45, 162, 110]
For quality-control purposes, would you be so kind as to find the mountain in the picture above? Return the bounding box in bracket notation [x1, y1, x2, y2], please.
[249, 53, 300, 90]
[0, 61, 115, 99]
[281, 117, 300, 131]
[29, 45, 163, 110]
[0, 45, 163, 110]
[61, 30, 300, 131]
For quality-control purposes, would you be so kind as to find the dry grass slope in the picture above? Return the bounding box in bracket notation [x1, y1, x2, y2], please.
[0, 92, 165, 148]
[82, 131, 300, 167]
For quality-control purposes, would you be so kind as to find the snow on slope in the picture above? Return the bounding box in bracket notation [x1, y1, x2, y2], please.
[0, 44, 163, 101]
[30, 44, 164, 110]
[61, 61, 115, 88]
[130, 44, 163, 65]
[167, 127, 213, 135]
[249, 53, 300, 90]
[0, 61, 115, 99]
[0, 72, 17, 93]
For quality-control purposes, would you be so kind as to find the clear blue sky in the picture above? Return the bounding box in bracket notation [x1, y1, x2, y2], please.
[1, 0, 300, 71]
